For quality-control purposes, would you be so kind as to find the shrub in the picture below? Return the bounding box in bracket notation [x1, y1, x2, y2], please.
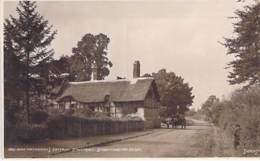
[31, 110, 49, 124]
[4, 120, 17, 145]
[229, 87, 260, 149]
[15, 123, 48, 142]
[46, 115, 67, 138]
[204, 86, 260, 149]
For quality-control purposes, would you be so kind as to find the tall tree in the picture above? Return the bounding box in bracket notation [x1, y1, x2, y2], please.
[94, 33, 112, 80]
[4, 1, 57, 123]
[223, 1, 260, 87]
[4, 37, 24, 101]
[144, 69, 194, 116]
[72, 33, 112, 81]
[51, 55, 71, 74]
[200, 95, 220, 121]
[69, 53, 92, 81]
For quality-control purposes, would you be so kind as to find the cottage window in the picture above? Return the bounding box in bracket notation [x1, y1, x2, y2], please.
[65, 102, 70, 109]
[134, 107, 138, 113]
[53, 102, 59, 109]
[40, 94, 46, 101]
[59, 102, 65, 111]
[89, 105, 95, 111]
[19, 100, 23, 106]
[78, 103, 83, 109]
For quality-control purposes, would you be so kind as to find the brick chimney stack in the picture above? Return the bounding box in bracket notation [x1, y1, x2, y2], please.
[133, 60, 140, 78]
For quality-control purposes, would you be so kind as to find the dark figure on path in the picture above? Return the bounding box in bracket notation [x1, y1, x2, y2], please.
[179, 113, 186, 129]
[163, 117, 172, 128]
[171, 113, 186, 129]
[171, 114, 178, 128]
[234, 124, 241, 150]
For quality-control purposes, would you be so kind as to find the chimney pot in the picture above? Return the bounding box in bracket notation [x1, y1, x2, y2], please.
[133, 60, 140, 78]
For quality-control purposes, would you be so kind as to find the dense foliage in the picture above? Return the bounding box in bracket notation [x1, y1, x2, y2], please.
[4, 1, 57, 123]
[200, 87, 260, 149]
[144, 69, 194, 116]
[223, 1, 260, 87]
[71, 33, 113, 81]
[197, 1, 260, 152]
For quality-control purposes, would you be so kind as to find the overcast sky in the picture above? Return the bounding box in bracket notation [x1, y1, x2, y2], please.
[4, 0, 245, 110]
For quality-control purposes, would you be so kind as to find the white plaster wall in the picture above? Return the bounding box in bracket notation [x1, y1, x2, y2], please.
[110, 106, 123, 118]
[65, 102, 70, 109]
[115, 107, 123, 118]
[137, 107, 145, 120]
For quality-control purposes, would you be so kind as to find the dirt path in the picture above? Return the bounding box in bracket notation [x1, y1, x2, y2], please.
[55, 118, 236, 157]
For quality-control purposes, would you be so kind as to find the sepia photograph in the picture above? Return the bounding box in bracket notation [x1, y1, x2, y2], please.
[2, 0, 260, 158]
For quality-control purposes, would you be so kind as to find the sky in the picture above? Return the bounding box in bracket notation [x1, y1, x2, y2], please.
[4, 0, 245, 110]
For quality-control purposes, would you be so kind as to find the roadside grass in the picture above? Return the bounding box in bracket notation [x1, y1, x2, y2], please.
[192, 125, 239, 157]
[191, 128, 215, 157]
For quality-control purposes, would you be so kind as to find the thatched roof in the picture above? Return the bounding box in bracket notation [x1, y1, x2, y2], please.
[56, 77, 159, 103]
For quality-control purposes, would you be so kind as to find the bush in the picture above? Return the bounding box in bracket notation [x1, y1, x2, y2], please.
[15, 123, 48, 142]
[4, 120, 17, 145]
[202, 86, 260, 149]
[229, 87, 260, 149]
[31, 110, 49, 124]
[46, 115, 67, 138]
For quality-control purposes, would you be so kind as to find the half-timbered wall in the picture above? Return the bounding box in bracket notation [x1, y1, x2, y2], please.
[56, 83, 160, 129]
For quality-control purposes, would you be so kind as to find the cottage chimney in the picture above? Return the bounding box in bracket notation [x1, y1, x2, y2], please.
[133, 60, 140, 78]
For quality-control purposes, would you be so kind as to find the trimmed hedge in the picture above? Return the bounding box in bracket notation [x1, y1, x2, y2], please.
[47, 115, 144, 138]
[15, 124, 48, 141]
[31, 110, 49, 124]
[5, 115, 144, 143]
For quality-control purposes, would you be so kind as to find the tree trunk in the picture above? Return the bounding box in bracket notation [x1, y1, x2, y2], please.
[26, 51, 30, 124]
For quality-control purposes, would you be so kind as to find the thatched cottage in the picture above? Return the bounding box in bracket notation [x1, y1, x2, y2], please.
[55, 61, 161, 128]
